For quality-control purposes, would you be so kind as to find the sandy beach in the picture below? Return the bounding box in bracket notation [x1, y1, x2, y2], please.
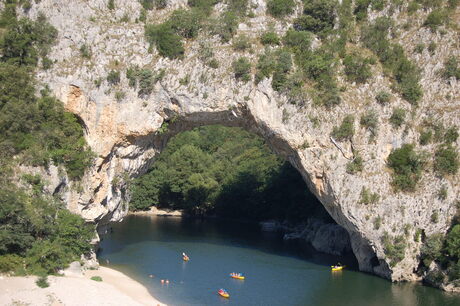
[0, 266, 166, 306]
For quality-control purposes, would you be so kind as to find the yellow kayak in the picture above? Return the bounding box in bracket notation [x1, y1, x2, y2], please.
[183, 256, 189, 261]
[218, 289, 230, 298]
[331, 265, 344, 271]
[230, 273, 245, 280]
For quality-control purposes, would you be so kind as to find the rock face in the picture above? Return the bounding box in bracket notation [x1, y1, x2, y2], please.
[280, 219, 352, 256]
[24, 0, 459, 283]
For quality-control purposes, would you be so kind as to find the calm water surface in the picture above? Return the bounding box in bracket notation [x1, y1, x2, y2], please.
[98, 215, 460, 306]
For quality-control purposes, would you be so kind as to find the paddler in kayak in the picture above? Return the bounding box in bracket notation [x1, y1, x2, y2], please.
[182, 252, 190, 261]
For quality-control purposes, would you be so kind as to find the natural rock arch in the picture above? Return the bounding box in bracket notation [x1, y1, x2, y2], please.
[59, 84, 386, 280]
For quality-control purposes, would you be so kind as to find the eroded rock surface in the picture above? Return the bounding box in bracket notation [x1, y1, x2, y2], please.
[24, 0, 460, 283]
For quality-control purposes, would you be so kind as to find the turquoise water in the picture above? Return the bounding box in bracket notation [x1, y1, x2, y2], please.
[98, 215, 460, 306]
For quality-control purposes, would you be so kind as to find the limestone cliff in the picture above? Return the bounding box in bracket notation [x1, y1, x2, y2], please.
[22, 0, 459, 285]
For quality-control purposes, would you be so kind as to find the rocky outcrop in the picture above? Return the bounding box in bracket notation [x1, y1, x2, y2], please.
[272, 219, 352, 256]
[24, 0, 460, 284]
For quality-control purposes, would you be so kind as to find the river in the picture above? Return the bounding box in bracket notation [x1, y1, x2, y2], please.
[98, 215, 460, 306]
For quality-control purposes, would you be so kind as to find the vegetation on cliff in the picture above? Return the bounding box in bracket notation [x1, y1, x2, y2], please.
[130, 125, 328, 222]
[0, 2, 94, 275]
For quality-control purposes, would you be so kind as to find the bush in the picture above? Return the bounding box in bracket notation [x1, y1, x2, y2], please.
[421, 234, 444, 266]
[346, 155, 363, 174]
[331, 115, 354, 141]
[434, 145, 459, 176]
[383, 234, 406, 267]
[107, 70, 120, 85]
[442, 56, 460, 80]
[232, 35, 251, 51]
[210, 11, 238, 42]
[168, 9, 204, 39]
[419, 130, 432, 145]
[294, 0, 336, 33]
[446, 225, 460, 259]
[36, 276, 49, 288]
[232, 57, 251, 82]
[423, 9, 447, 31]
[444, 126, 459, 144]
[387, 144, 424, 191]
[0, 254, 23, 273]
[266, 0, 296, 18]
[359, 186, 379, 204]
[343, 53, 372, 84]
[145, 23, 184, 59]
[375, 90, 391, 104]
[437, 185, 447, 200]
[389, 107, 405, 128]
[360, 109, 378, 135]
[138, 69, 155, 96]
[282, 29, 312, 53]
[260, 31, 280, 45]
[91, 276, 103, 281]
[80, 44, 91, 59]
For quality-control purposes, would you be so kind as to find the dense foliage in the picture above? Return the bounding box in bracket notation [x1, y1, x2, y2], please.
[387, 144, 425, 191]
[0, 3, 94, 275]
[0, 3, 93, 180]
[130, 125, 329, 223]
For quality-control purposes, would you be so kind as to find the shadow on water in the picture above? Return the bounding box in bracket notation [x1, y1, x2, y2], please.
[98, 215, 460, 306]
[99, 215, 358, 270]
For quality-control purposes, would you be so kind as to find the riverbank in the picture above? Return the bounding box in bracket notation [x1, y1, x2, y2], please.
[0, 266, 166, 306]
[129, 206, 182, 217]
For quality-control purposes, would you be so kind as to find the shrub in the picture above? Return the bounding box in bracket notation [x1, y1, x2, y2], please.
[107, 70, 120, 85]
[446, 225, 460, 259]
[108, 0, 115, 10]
[387, 144, 424, 191]
[0, 254, 23, 273]
[431, 211, 439, 223]
[138, 69, 155, 96]
[168, 9, 204, 39]
[360, 109, 378, 135]
[208, 58, 219, 68]
[227, 0, 249, 15]
[145, 23, 184, 59]
[36, 276, 49, 288]
[414, 43, 425, 54]
[438, 185, 448, 201]
[389, 108, 405, 128]
[419, 130, 432, 145]
[115, 91, 125, 102]
[434, 145, 459, 176]
[442, 56, 460, 80]
[359, 186, 379, 204]
[444, 126, 459, 144]
[375, 90, 391, 104]
[423, 9, 447, 31]
[346, 155, 364, 174]
[91, 276, 103, 282]
[421, 233, 444, 266]
[383, 234, 406, 267]
[232, 57, 251, 82]
[428, 42, 437, 55]
[294, 0, 336, 33]
[260, 31, 280, 45]
[331, 115, 354, 141]
[232, 35, 251, 51]
[210, 11, 238, 42]
[80, 44, 91, 59]
[282, 29, 312, 53]
[266, 0, 296, 18]
[374, 216, 382, 229]
[343, 53, 372, 83]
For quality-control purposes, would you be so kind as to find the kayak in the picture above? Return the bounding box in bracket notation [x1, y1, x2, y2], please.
[331, 266, 344, 271]
[218, 289, 230, 298]
[183, 256, 189, 261]
[230, 273, 245, 280]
